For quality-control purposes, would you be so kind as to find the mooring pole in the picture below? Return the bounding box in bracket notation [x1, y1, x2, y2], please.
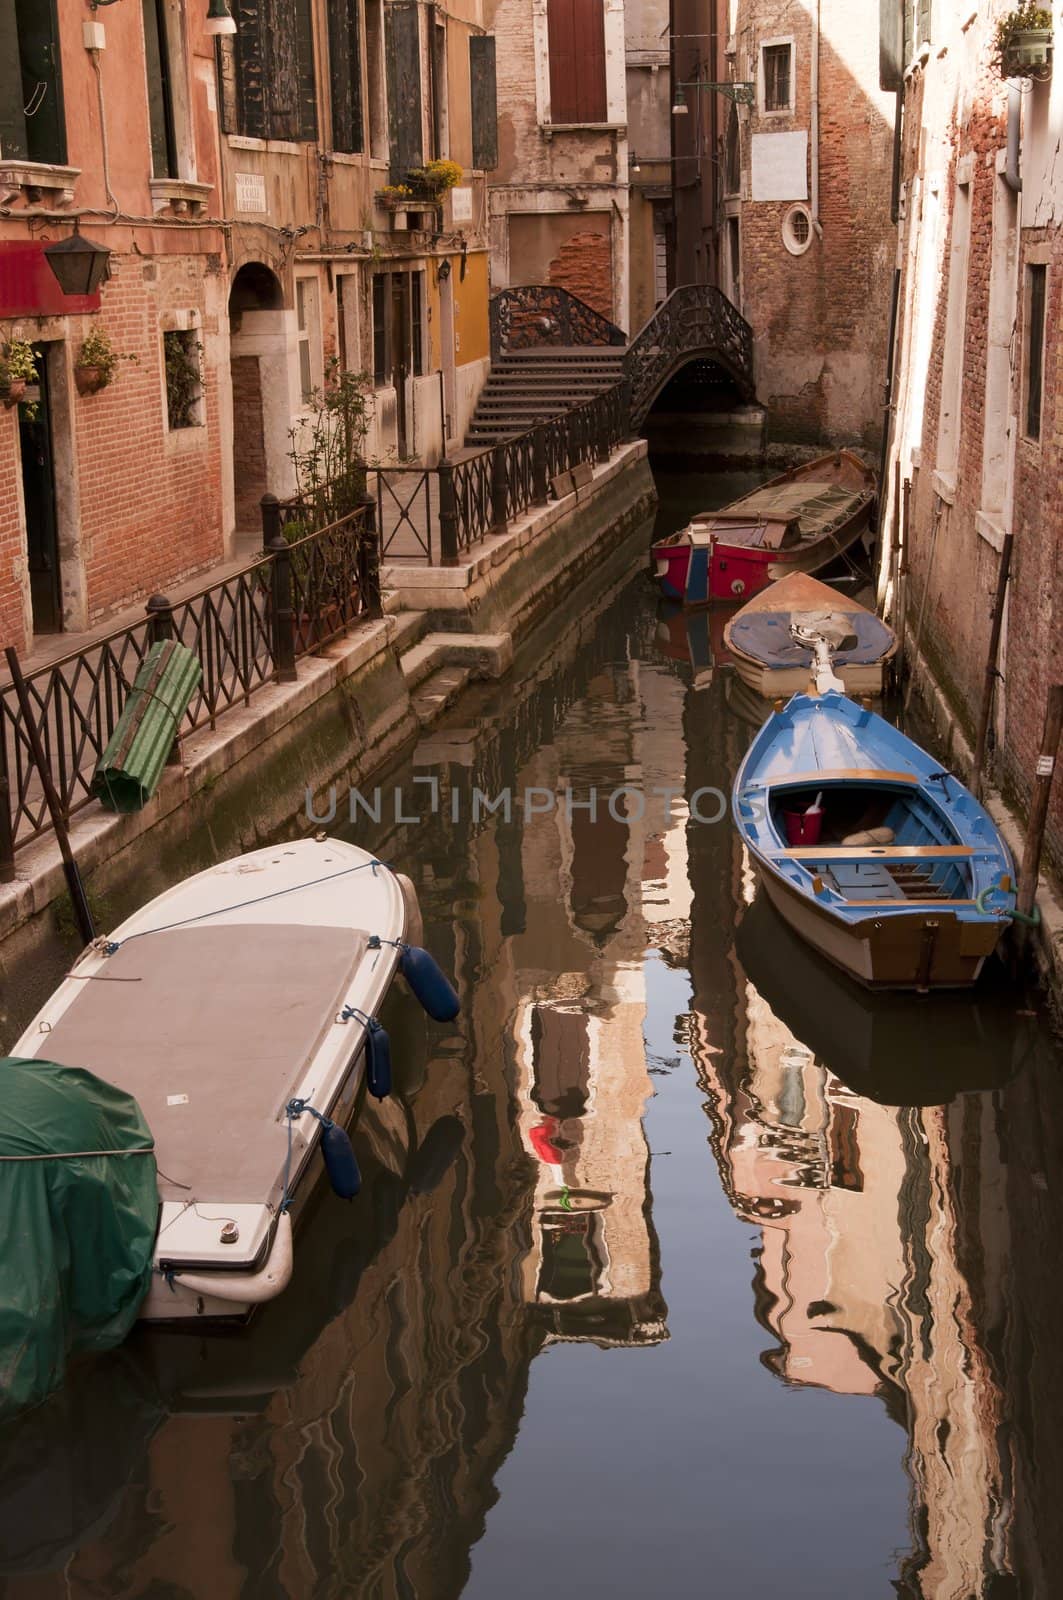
[4, 647, 96, 946]
[972, 532, 1013, 802]
[1017, 682, 1063, 926]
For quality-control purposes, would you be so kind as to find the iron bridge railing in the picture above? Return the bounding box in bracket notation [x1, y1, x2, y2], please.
[0, 502, 379, 874]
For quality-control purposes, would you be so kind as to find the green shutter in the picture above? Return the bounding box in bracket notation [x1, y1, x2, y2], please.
[386, 4, 423, 182]
[470, 35, 498, 170]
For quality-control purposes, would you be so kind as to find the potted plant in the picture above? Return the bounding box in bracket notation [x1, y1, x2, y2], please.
[0, 339, 37, 407]
[375, 183, 415, 210]
[405, 159, 463, 203]
[996, 4, 1053, 78]
[75, 325, 137, 396]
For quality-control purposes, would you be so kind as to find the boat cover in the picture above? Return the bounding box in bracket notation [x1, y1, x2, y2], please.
[0, 1058, 157, 1419]
[729, 608, 894, 667]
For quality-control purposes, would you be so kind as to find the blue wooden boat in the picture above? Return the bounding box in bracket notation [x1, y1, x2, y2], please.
[732, 690, 1016, 990]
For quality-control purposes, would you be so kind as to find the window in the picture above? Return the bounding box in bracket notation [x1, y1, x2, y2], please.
[0, 0, 67, 165]
[296, 278, 322, 404]
[328, 0, 363, 154]
[1025, 264, 1047, 442]
[143, 0, 178, 179]
[372, 274, 388, 385]
[547, 0, 607, 125]
[782, 204, 813, 256]
[385, 3, 423, 180]
[163, 330, 203, 430]
[230, 0, 317, 142]
[371, 270, 425, 387]
[762, 43, 793, 114]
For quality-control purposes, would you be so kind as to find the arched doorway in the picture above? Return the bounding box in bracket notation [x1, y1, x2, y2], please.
[228, 263, 287, 539]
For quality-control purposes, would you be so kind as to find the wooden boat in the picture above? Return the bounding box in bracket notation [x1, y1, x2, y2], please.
[11, 837, 457, 1322]
[723, 573, 897, 699]
[735, 893, 1026, 1105]
[732, 689, 1016, 990]
[651, 451, 876, 606]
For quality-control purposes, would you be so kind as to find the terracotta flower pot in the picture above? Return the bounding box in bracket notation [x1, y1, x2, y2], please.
[0, 378, 26, 408]
[75, 364, 109, 396]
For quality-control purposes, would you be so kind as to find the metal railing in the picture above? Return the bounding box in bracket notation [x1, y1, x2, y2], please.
[490, 285, 627, 356]
[373, 382, 629, 566]
[0, 502, 378, 874]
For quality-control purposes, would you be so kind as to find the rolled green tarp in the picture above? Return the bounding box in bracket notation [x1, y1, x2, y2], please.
[92, 639, 201, 813]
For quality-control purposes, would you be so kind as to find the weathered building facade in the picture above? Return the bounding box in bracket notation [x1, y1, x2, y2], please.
[0, 1, 228, 655]
[718, 0, 897, 445]
[485, 0, 632, 327]
[0, 0, 497, 656]
[884, 0, 1063, 870]
[217, 0, 497, 527]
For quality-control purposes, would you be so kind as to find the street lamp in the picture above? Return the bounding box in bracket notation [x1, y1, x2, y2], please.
[673, 78, 755, 113]
[43, 231, 112, 296]
[205, 0, 237, 35]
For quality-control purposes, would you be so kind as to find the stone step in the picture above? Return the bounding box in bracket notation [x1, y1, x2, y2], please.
[495, 345, 627, 360]
[410, 664, 473, 728]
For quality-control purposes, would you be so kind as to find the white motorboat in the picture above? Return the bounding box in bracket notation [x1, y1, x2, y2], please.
[12, 836, 456, 1322]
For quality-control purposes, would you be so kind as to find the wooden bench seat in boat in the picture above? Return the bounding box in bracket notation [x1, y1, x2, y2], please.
[40, 923, 370, 1206]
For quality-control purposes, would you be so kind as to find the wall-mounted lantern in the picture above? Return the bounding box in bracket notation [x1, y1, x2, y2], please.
[43, 231, 113, 296]
[205, 0, 237, 35]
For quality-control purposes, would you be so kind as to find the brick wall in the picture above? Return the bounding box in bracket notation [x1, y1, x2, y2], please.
[735, 0, 896, 447]
[0, 249, 226, 654]
[547, 231, 615, 319]
[888, 8, 1063, 873]
[0, 407, 27, 653]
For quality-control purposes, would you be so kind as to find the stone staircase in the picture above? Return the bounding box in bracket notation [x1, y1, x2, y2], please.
[464, 346, 627, 447]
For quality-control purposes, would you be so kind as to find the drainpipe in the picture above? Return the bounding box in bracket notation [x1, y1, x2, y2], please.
[1004, 83, 1023, 194]
[810, 0, 823, 237]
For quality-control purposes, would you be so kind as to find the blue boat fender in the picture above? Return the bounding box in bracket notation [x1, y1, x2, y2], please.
[321, 1121, 362, 1199]
[366, 1018, 393, 1100]
[399, 944, 461, 1022]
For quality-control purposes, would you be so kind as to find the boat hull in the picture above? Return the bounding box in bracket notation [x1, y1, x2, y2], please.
[729, 651, 886, 699]
[757, 853, 1004, 991]
[651, 451, 875, 607]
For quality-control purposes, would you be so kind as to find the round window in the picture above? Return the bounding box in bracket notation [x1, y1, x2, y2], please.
[782, 205, 814, 256]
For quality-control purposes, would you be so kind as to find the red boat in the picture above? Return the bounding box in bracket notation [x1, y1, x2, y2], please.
[651, 451, 876, 606]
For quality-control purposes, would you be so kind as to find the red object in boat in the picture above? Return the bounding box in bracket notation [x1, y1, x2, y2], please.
[784, 810, 824, 847]
[650, 451, 877, 607]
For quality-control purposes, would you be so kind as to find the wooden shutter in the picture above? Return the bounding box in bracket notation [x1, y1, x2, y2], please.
[3, 0, 67, 164]
[234, 0, 268, 138]
[879, 0, 903, 91]
[470, 35, 498, 171]
[917, 0, 932, 45]
[329, 0, 363, 152]
[385, 3, 423, 181]
[548, 0, 606, 125]
[234, 0, 316, 141]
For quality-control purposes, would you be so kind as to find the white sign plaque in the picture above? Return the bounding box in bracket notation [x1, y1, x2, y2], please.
[451, 186, 473, 223]
[751, 132, 809, 203]
[235, 172, 268, 214]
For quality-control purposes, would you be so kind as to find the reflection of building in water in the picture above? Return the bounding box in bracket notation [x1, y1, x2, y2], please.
[693, 958, 1015, 1598]
[508, 659, 681, 1347]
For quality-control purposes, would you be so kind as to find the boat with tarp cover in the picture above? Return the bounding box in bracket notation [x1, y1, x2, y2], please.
[723, 572, 897, 699]
[732, 690, 1016, 990]
[9, 836, 457, 1329]
[651, 451, 876, 606]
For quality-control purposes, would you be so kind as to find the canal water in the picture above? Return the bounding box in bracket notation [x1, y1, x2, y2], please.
[2, 467, 1061, 1598]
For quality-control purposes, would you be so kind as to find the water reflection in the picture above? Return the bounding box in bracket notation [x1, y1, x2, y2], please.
[1, 540, 1061, 1598]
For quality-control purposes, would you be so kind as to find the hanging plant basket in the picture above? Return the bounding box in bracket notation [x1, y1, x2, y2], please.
[1003, 27, 1053, 75]
[0, 378, 26, 408]
[75, 364, 108, 396]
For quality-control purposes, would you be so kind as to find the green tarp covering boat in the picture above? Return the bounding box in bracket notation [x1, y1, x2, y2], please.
[92, 638, 201, 813]
[0, 1058, 158, 1419]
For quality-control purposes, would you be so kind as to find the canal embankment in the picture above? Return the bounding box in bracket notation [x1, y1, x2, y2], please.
[904, 636, 1063, 1004]
[0, 442, 655, 994]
